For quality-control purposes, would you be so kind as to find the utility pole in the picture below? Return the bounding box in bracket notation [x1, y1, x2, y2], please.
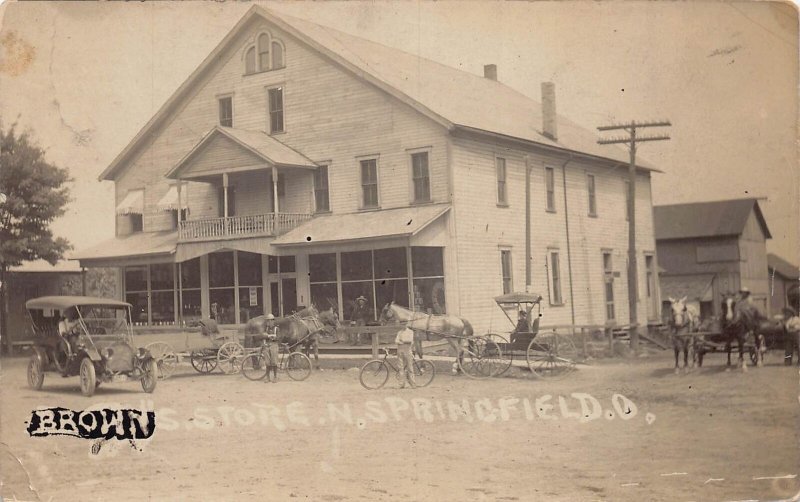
[597, 120, 671, 352]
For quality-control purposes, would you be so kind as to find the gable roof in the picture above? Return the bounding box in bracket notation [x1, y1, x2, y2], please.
[99, 6, 655, 182]
[165, 126, 318, 179]
[654, 198, 772, 241]
[768, 253, 799, 279]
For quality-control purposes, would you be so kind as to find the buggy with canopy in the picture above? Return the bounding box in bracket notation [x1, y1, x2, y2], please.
[488, 292, 578, 377]
[25, 296, 158, 397]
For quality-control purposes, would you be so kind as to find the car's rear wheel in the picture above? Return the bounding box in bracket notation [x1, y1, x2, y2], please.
[27, 356, 44, 390]
[141, 359, 157, 393]
[79, 358, 97, 397]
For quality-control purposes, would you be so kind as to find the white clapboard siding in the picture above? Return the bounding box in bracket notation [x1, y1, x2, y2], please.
[114, 20, 449, 233]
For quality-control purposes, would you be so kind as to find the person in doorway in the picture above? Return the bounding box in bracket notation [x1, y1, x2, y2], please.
[263, 313, 280, 383]
[395, 324, 417, 389]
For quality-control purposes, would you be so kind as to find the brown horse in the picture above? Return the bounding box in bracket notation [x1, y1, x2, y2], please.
[244, 305, 339, 366]
[378, 302, 474, 371]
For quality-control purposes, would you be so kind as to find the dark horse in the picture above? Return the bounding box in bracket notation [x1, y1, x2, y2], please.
[720, 294, 748, 369]
[244, 305, 339, 366]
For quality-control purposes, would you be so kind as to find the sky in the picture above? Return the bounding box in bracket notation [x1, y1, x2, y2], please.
[0, 1, 797, 263]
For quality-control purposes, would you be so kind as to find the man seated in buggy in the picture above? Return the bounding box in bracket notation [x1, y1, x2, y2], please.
[510, 310, 530, 346]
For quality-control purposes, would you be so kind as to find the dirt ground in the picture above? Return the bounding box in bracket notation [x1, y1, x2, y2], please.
[1, 351, 798, 502]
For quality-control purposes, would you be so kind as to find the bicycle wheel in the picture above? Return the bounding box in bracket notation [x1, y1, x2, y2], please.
[526, 331, 577, 378]
[359, 360, 390, 390]
[241, 354, 269, 381]
[285, 352, 312, 381]
[413, 359, 435, 387]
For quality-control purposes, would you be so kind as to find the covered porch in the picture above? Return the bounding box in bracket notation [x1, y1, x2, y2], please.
[166, 126, 317, 243]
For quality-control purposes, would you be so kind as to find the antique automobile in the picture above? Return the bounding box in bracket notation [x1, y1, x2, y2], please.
[25, 296, 157, 397]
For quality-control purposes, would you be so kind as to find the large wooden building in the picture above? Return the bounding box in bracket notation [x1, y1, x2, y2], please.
[768, 253, 799, 315]
[74, 6, 661, 333]
[654, 198, 772, 319]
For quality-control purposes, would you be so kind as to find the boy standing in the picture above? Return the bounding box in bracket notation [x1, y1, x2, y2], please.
[395, 324, 417, 389]
[263, 313, 280, 383]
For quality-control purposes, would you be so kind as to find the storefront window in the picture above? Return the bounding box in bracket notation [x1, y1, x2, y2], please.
[181, 258, 201, 289]
[279, 256, 295, 273]
[209, 252, 234, 287]
[150, 263, 174, 290]
[309, 253, 336, 282]
[341, 250, 372, 281]
[310, 283, 338, 311]
[125, 266, 147, 292]
[374, 247, 407, 279]
[375, 279, 409, 311]
[210, 288, 235, 324]
[238, 286, 263, 323]
[151, 291, 175, 325]
[126, 291, 148, 325]
[181, 290, 201, 323]
[412, 247, 445, 314]
[238, 252, 262, 286]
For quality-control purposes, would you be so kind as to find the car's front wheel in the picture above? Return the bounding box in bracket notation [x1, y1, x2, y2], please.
[27, 355, 44, 390]
[79, 358, 97, 397]
[141, 359, 157, 393]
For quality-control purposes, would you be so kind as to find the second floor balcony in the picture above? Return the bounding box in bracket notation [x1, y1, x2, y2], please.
[178, 212, 312, 242]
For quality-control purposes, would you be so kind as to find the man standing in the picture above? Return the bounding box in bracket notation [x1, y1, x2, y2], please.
[263, 313, 280, 383]
[783, 307, 800, 366]
[351, 295, 370, 345]
[395, 324, 417, 389]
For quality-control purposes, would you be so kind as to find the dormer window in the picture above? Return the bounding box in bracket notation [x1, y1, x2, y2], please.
[244, 31, 286, 75]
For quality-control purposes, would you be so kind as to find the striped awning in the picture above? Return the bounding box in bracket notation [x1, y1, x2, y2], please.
[156, 185, 188, 212]
[116, 189, 144, 215]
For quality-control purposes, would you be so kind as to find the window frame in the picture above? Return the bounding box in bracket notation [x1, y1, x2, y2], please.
[408, 148, 432, 204]
[358, 155, 380, 210]
[545, 166, 556, 212]
[603, 250, 615, 322]
[271, 40, 285, 69]
[500, 248, 513, 295]
[267, 85, 285, 134]
[496, 156, 508, 207]
[586, 172, 597, 217]
[257, 33, 271, 72]
[244, 46, 256, 75]
[217, 94, 234, 128]
[313, 164, 331, 213]
[546, 248, 563, 306]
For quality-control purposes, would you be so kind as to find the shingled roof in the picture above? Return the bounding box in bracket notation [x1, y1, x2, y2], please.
[99, 6, 655, 181]
[654, 198, 771, 241]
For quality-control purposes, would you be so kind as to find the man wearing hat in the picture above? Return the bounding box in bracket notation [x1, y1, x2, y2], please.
[351, 295, 371, 345]
[263, 313, 280, 383]
[783, 307, 800, 366]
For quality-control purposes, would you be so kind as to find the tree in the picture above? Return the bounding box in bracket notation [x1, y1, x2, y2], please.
[0, 121, 72, 354]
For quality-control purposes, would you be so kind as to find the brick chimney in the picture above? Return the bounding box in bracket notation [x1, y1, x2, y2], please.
[541, 82, 557, 141]
[483, 64, 497, 81]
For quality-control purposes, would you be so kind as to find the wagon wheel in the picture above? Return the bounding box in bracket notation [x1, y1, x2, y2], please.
[458, 336, 502, 379]
[190, 349, 218, 374]
[217, 342, 245, 374]
[484, 333, 513, 377]
[145, 342, 178, 379]
[526, 331, 577, 378]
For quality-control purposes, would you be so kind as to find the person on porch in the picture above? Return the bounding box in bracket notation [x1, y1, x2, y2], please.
[350, 295, 371, 346]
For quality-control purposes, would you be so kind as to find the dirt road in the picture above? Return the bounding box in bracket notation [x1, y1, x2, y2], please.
[2, 353, 798, 501]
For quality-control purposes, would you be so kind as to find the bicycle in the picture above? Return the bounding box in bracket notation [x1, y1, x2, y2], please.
[359, 348, 435, 390]
[240, 341, 312, 381]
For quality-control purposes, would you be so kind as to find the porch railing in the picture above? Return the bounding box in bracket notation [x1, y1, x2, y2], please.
[178, 213, 312, 242]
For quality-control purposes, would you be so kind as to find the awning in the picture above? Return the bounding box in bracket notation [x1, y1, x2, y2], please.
[272, 204, 451, 247]
[175, 236, 273, 263]
[72, 230, 178, 266]
[659, 274, 714, 302]
[156, 185, 188, 212]
[116, 189, 144, 215]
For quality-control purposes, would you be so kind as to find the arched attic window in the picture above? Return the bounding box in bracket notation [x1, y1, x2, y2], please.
[245, 46, 256, 74]
[258, 33, 270, 71]
[271, 40, 285, 69]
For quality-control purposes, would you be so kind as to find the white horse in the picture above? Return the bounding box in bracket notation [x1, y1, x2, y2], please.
[668, 296, 701, 374]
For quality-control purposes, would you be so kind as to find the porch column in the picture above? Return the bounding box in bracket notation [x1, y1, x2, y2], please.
[222, 173, 229, 217]
[272, 166, 280, 213]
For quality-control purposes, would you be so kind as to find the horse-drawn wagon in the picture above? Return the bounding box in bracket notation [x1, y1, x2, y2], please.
[486, 292, 579, 378]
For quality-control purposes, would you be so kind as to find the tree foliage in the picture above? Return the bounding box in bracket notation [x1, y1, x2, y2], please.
[0, 121, 72, 269]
